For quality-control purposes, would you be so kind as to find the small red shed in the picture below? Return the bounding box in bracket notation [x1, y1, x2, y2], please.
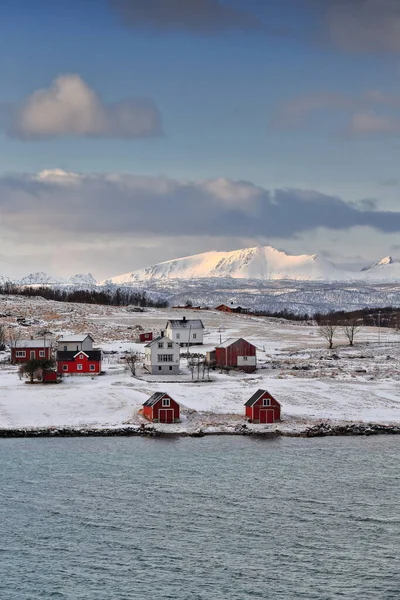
[42, 370, 59, 383]
[245, 389, 281, 424]
[215, 338, 257, 373]
[139, 332, 153, 343]
[56, 350, 102, 375]
[142, 392, 180, 423]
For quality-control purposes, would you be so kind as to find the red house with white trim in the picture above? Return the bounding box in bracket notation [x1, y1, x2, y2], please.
[11, 339, 52, 365]
[245, 389, 281, 424]
[213, 338, 257, 373]
[56, 350, 102, 375]
[142, 392, 180, 423]
[139, 332, 153, 343]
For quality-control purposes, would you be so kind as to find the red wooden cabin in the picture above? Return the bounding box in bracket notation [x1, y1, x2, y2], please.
[139, 332, 153, 343]
[215, 338, 257, 373]
[11, 339, 52, 364]
[142, 392, 180, 423]
[56, 350, 102, 375]
[245, 389, 281, 424]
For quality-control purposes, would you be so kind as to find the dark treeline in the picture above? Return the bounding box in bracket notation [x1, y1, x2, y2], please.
[315, 307, 400, 329]
[0, 283, 168, 308]
[253, 308, 311, 321]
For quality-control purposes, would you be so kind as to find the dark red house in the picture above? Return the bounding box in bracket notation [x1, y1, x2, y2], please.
[11, 339, 52, 365]
[215, 303, 249, 314]
[142, 392, 180, 423]
[56, 350, 102, 375]
[139, 332, 153, 343]
[213, 338, 257, 373]
[245, 389, 281, 424]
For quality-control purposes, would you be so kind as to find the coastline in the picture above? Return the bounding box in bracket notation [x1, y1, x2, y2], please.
[1, 422, 400, 439]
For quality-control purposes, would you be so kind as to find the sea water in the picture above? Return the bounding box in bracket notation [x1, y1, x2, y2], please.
[0, 436, 399, 599]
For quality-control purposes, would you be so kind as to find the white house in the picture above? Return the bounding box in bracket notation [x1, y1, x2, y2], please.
[165, 317, 204, 346]
[144, 334, 180, 375]
[57, 334, 94, 352]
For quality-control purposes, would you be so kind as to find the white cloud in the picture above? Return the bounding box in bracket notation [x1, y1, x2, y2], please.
[5, 74, 162, 139]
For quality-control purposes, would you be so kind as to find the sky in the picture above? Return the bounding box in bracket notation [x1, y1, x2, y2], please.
[1, 0, 400, 279]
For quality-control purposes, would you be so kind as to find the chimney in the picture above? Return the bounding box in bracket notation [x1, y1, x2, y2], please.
[160, 330, 164, 337]
[31, 335, 34, 340]
[183, 316, 187, 322]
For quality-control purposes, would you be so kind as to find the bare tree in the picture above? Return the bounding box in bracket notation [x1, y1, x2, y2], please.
[187, 358, 196, 380]
[126, 352, 140, 376]
[319, 322, 337, 349]
[0, 324, 6, 351]
[342, 321, 363, 346]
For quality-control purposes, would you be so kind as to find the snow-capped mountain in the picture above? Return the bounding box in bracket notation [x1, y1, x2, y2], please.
[104, 245, 400, 284]
[0, 272, 98, 287]
[104, 246, 347, 283]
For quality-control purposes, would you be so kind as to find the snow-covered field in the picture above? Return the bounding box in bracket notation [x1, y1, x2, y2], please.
[0, 295, 399, 433]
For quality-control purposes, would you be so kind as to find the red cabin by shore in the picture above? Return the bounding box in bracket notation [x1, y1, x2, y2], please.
[139, 332, 153, 343]
[214, 338, 257, 373]
[56, 350, 102, 375]
[142, 392, 180, 423]
[245, 389, 281, 424]
[11, 339, 52, 365]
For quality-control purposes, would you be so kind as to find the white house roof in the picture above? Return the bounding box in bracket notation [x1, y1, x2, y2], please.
[57, 334, 93, 343]
[145, 335, 176, 348]
[15, 339, 48, 348]
[166, 319, 204, 329]
[216, 337, 256, 349]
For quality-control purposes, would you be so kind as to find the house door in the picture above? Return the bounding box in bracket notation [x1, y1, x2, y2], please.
[30, 351, 35, 359]
[159, 409, 174, 423]
[259, 409, 275, 424]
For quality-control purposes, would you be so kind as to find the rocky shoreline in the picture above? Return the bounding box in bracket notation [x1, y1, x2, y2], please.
[0, 422, 400, 438]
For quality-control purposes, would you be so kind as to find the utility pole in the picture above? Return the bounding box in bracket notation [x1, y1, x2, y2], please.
[378, 311, 381, 343]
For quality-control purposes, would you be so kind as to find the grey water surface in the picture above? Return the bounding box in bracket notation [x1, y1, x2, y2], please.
[0, 436, 399, 599]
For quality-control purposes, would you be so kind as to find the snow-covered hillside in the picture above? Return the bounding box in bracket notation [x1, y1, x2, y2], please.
[103, 245, 400, 284]
[0, 272, 97, 287]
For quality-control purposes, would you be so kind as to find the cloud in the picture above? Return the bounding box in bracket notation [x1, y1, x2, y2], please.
[108, 0, 260, 33]
[347, 110, 400, 136]
[3, 74, 162, 139]
[323, 0, 400, 53]
[1, 169, 400, 242]
[273, 92, 354, 127]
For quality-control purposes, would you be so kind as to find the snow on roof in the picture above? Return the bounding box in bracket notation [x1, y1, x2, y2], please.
[15, 339, 48, 348]
[57, 334, 93, 342]
[167, 319, 204, 329]
[216, 337, 256, 349]
[145, 335, 175, 348]
[143, 392, 171, 407]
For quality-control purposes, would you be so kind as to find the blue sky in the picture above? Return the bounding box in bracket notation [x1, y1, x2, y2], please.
[1, 0, 400, 279]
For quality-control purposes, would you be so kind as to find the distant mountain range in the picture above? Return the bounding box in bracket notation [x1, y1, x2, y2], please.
[2, 246, 400, 287]
[102, 246, 400, 284]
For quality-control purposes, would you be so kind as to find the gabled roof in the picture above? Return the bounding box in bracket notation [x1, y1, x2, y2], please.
[15, 339, 48, 348]
[145, 335, 176, 348]
[166, 319, 204, 329]
[143, 392, 171, 407]
[56, 350, 102, 361]
[245, 389, 273, 407]
[57, 334, 94, 343]
[216, 337, 256, 349]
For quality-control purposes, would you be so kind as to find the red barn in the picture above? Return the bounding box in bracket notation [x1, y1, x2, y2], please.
[139, 332, 153, 343]
[11, 339, 52, 364]
[215, 338, 257, 373]
[56, 350, 102, 375]
[245, 389, 281, 424]
[142, 392, 180, 423]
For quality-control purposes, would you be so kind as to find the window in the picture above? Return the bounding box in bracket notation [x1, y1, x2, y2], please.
[62, 365, 68, 371]
[169, 366, 172, 371]
[262, 398, 271, 406]
[167, 342, 173, 348]
[77, 364, 83, 371]
[158, 342, 164, 349]
[157, 354, 174, 363]
[39, 351, 45, 358]
[243, 356, 248, 361]
[64, 345, 67, 352]
[89, 365, 95, 371]
[158, 366, 162, 371]
[176, 333, 180, 339]
[79, 354, 84, 359]
[162, 398, 170, 407]
[193, 333, 197, 339]
[16, 351, 26, 358]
